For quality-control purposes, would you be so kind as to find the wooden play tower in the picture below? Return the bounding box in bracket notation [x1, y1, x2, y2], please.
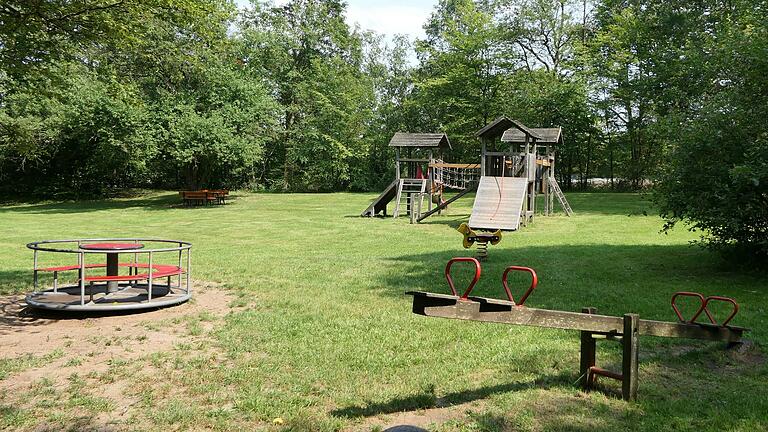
[362, 118, 572, 231]
[471, 117, 572, 230]
[360, 132, 451, 222]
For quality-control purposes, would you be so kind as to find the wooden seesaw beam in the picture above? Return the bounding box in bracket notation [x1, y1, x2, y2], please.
[407, 291, 748, 401]
[408, 292, 746, 343]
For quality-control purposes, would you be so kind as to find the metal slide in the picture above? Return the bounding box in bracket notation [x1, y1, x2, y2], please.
[468, 176, 528, 231]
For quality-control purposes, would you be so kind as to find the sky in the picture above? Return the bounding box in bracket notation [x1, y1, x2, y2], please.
[233, 0, 437, 41]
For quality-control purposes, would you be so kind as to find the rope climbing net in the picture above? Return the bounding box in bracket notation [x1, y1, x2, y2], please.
[431, 159, 480, 190]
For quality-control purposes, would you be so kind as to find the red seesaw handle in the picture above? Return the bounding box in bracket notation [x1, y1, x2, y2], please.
[445, 257, 482, 300]
[501, 266, 538, 306]
[671, 291, 708, 323]
[672, 292, 739, 326]
[701, 296, 740, 327]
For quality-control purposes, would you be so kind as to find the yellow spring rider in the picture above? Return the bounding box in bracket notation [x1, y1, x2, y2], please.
[457, 223, 502, 260]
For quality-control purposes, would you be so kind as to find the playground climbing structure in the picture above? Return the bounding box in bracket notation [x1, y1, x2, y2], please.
[470, 117, 572, 231]
[362, 118, 573, 230]
[361, 132, 454, 222]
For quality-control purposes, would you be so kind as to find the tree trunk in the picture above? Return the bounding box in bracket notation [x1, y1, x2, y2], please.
[583, 133, 593, 190]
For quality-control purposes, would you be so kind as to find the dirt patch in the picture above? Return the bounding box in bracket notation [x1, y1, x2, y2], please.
[727, 340, 764, 368]
[0, 281, 231, 359]
[355, 399, 488, 432]
[0, 281, 238, 430]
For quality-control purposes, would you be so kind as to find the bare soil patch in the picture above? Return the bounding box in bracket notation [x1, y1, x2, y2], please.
[0, 281, 236, 430]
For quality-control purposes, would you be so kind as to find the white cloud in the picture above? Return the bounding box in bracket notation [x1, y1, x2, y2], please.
[346, 3, 431, 40]
[234, 0, 435, 41]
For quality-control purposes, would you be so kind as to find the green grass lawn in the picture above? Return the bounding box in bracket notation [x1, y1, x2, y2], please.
[0, 191, 766, 431]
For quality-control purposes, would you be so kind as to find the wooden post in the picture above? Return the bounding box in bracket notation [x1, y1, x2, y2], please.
[622, 313, 639, 401]
[409, 194, 416, 224]
[481, 139, 487, 176]
[580, 307, 597, 390]
[544, 145, 551, 215]
[428, 149, 434, 212]
[530, 138, 537, 220]
[550, 148, 556, 214]
[395, 147, 401, 180]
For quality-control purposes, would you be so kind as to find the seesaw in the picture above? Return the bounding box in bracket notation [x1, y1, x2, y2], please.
[407, 257, 748, 401]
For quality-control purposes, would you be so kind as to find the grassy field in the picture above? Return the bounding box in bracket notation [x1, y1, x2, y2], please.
[0, 191, 766, 431]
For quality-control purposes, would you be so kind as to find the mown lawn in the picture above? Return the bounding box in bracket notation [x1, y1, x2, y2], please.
[0, 191, 766, 431]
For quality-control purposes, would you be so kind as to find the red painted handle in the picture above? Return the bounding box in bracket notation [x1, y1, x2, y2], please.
[501, 266, 538, 306]
[702, 296, 740, 326]
[671, 292, 708, 323]
[445, 257, 482, 300]
[671, 292, 739, 326]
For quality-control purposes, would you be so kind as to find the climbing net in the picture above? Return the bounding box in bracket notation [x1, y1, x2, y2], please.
[431, 159, 481, 190]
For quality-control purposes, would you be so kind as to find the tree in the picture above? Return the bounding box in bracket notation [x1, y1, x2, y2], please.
[651, 0, 768, 260]
[239, 0, 378, 191]
[413, 0, 509, 161]
[0, 0, 278, 195]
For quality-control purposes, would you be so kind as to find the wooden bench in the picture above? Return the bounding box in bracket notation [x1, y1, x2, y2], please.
[36, 262, 183, 291]
[207, 189, 229, 204]
[180, 191, 216, 206]
[179, 190, 228, 206]
[84, 264, 183, 283]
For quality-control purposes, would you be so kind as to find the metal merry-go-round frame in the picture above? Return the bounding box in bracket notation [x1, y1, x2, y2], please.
[26, 238, 192, 312]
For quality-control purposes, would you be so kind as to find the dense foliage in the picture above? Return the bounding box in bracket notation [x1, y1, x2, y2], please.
[1, 0, 766, 256]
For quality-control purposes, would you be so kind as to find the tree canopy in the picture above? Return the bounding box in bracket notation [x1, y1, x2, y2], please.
[1, 0, 766, 258]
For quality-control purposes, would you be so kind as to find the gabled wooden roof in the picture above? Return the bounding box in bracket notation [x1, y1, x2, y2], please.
[502, 127, 563, 145]
[475, 117, 543, 140]
[388, 132, 451, 149]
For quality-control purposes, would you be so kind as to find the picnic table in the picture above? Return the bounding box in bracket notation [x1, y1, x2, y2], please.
[179, 190, 228, 206]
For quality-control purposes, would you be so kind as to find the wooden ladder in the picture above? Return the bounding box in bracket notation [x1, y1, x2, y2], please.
[548, 177, 573, 216]
[394, 179, 427, 219]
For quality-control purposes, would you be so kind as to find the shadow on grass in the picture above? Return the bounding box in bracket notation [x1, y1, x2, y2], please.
[0, 192, 242, 214]
[331, 372, 574, 418]
[362, 243, 767, 430]
[564, 192, 655, 216]
[0, 193, 177, 214]
[0, 407, 125, 432]
[355, 191, 656, 229]
[0, 270, 31, 297]
[374, 243, 767, 321]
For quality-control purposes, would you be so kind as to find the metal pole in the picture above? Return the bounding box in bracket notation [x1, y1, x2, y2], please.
[177, 243, 183, 289]
[133, 240, 138, 277]
[186, 248, 192, 294]
[147, 252, 153, 301]
[79, 252, 85, 306]
[33, 250, 38, 293]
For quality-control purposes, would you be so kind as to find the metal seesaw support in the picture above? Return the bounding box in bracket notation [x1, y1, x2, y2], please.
[407, 258, 748, 401]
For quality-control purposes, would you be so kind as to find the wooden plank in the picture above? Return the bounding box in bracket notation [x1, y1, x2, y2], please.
[393, 179, 404, 218]
[622, 314, 639, 401]
[398, 158, 431, 163]
[468, 176, 528, 231]
[429, 163, 481, 169]
[416, 184, 477, 222]
[361, 179, 399, 217]
[408, 292, 746, 343]
[637, 319, 744, 342]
